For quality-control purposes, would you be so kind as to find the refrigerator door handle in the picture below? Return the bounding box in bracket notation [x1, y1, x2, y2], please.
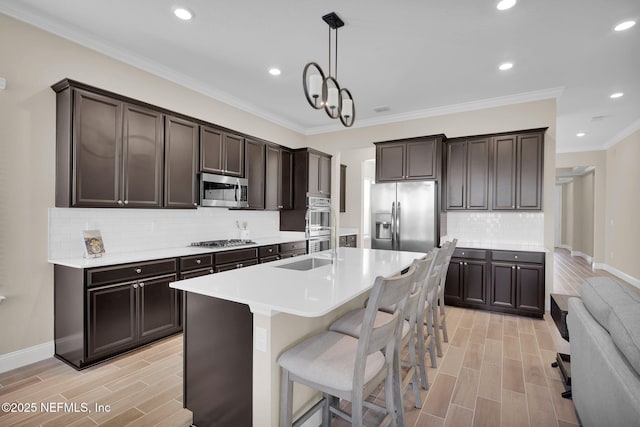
[396, 202, 401, 249]
[391, 202, 396, 250]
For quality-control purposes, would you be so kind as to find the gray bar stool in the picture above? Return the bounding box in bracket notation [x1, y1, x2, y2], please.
[277, 265, 416, 427]
[434, 239, 457, 355]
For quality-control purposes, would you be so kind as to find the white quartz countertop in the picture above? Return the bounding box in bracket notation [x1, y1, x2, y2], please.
[49, 233, 307, 269]
[440, 237, 547, 253]
[170, 247, 421, 317]
[338, 227, 359, 237]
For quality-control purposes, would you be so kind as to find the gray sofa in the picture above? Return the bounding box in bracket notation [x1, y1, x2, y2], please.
[567, 277, 640, 426]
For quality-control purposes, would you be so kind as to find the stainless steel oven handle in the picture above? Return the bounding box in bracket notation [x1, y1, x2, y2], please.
[235, 180, 239, 202]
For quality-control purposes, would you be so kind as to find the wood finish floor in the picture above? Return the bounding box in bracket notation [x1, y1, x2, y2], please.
[0, 249, 624, 426]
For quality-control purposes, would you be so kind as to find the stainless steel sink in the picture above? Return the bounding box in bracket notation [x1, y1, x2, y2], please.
[276, 257, 333, 271]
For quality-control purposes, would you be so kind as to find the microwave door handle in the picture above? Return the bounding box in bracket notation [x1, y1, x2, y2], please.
[235, 180, 239, 202]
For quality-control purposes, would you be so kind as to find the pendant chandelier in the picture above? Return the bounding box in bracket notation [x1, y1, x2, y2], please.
[303, 12, 355, 127]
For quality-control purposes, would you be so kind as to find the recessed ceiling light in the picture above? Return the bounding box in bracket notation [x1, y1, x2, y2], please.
[610, 92, 624, 99]
[268, 68, 281, 76]
[499, 62, 513, 71]
[497, 0, 517, 11]
[173, 7, 193, 20]
[576, 132, 586, 137]
[614, 20, 636, 31]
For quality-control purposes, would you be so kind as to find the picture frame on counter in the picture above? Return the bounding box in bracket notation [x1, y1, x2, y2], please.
[82, 229, 105, 258]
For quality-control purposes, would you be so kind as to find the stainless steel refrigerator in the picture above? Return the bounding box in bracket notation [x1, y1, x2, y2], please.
[371, 181, 437, 253]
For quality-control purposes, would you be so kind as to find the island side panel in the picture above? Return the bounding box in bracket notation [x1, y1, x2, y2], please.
[184, 292, 253, 427]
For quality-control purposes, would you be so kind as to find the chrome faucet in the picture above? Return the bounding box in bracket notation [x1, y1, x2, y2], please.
[330, 205, 339, 259]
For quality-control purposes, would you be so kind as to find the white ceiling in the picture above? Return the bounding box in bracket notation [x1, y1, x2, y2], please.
[2, 0, 639, 152]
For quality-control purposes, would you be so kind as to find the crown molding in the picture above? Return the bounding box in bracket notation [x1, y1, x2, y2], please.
[304, 86, 565, 135]
[601, 116, 640, 150]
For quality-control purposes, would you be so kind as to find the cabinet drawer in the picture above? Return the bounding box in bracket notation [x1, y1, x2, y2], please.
[492, 251, 544, 264]
[215, 248, 259, 265]
[180, 267, 214, 280]
[215, 258, 259, 272]
[87, 259, 177, 287]
[259, 245, 279, 258]
[452, 248, 486, 260]
[259, 255, 280, 264]
[280, 241, 307, 253]
[279, 249, 306, 259]
[180, 254, 213, 271]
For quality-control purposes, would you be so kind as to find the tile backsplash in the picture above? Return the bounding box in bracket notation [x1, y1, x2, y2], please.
[443, 212, 544, 245]
[49, 208, 280, 259]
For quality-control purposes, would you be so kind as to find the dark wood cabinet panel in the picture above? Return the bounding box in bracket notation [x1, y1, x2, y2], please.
[87, 282, 137, 360]
[338, 234, 357, 248]
[319, 155, 331, 196]
[122, 104, 164, 208]
[265, 145, 292, 210]
[517, 134, 543, 210]
[445, 141, 466, 210]
[246, 139, 266, 209]
[138, 274, 179, 342]
[516, 264, 544, 312]
[72, 89, 123, 207]
[376, 143, 405, 182]
[490, 263, 517, 309]
[493, 132, 543, 211]
[340, 164, 346, 213]
[406, 139, 436, 179]
[280, 149, 293, 210]
[200, 126, 245, 177]
[375, 136, 441, 182]
[308, 152, 320, 195]
[463, 260, 487, 305]
[444, 260, 464, 304]
[466, 138, 490, 209]
[164, 116, 198, 208]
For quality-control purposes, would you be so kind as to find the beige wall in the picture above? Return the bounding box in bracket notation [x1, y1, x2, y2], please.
[562, 182, 575, 247]
[0, 14, 305, 355]
[605, 128, 640, 279]
[556, 151, 606, 263]
[560, 173, 594, 258]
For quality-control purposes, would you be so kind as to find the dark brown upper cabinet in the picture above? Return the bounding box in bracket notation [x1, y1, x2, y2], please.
[340, 164, 347, 213]
[375, 135, 443, 182]
[245, 138, 266, 210]
[200, 125, 244, 177]
[265, 145, 293, 210]
[492, 131, 544, 210]
[164, 116, 198, 209]
[53, 83, 164, 208]
[444, 137, 490, 210]
[307, 151, 332, 196]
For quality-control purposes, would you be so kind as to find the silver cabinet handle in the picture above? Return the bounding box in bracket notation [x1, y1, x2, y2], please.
[135, 268, 142, 274]
[461, 252, 465, 255]
[193, 203, 197, 207]
[139, 282, 145, 288]
[196, 259, 202, 264]
[124, 200, 129, 205]
[517, 266, 521, 270]
[268, 248, 273, 253]
[514, 255, 518, 259]
[278, 205, 284, 209]
[117, 200, 124, 206]
[209, 268, 214, 273]
[133, 283, 138, 289]
[512, 266, 516, 270]
[511, 205, 515, 208]
[464, 262, 468, 266]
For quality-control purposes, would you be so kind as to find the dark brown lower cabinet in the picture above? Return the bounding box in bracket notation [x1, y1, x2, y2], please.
[339, 234, 357, 248]
[445, 248, 544, 318]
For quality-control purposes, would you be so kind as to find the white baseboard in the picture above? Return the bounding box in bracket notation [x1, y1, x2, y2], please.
[0, 341, 54, 374]
[570, 250, 593, 265]
[556, 244, 572, 251]
[593, 263, 640, 289]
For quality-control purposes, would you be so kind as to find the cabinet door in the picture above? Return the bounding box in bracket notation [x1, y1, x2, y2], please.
[87, 282, 137, 359]
[444, 259, 464, 304]
[200, 126, 224, 173]
[490, 262, 516, 308]
[223, 133, 244, 177]
[492, 135, 517, 210]
[406, 139, 436, 179]
[319, 155, 331, 196]
[138, 274, 180, 342]
[307, 152, 320, 194]
[463, 260, 487, 305]
[340, 164, 347, 213]
[376, 143, 405, 182]
[245, 139, 265, 209]
[72, 89, 123, 207]
[445, 141, 466, 210]
[466, 138, 490, 210]
[265, 145, 280, 210]
[280, 149, 293, 209]
[517, 134, 543, 210]
[164, 116, 198, 208]
[122, 104, 164, 208]
[516, 264, 544, 312]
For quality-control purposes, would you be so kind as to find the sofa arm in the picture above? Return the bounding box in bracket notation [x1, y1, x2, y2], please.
[567, 298, 640, 427]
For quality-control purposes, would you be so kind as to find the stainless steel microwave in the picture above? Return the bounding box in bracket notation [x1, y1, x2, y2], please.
[200, 173, 249, 208]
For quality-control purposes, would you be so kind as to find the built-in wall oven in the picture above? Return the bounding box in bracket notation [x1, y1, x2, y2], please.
[200, 173, 249, 208]
[306, 196, 331, 253]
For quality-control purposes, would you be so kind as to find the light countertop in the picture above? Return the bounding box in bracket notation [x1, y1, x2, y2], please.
[170, 247, 421, 317]
[338, 227, 359, 236]
[49, 232, 307, 269]
[440, 237, 547, 253]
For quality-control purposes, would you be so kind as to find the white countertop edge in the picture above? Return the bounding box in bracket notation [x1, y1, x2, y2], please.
[440, 237, 548, 253]
[338, 227, 359, 237]
[49, 233, 308, 269]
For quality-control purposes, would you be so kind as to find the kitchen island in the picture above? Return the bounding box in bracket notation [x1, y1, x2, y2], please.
[170, 247, 421, 427]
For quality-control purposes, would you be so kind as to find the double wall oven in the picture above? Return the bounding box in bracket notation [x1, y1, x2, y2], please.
[306, 196, 331, 253]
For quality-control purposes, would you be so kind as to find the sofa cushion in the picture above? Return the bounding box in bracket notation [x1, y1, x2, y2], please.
[580, 277, 640, 332]
[609, 304, 640, 375]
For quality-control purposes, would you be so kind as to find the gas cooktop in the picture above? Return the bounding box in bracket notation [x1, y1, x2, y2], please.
[190, 239, 256, 248]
